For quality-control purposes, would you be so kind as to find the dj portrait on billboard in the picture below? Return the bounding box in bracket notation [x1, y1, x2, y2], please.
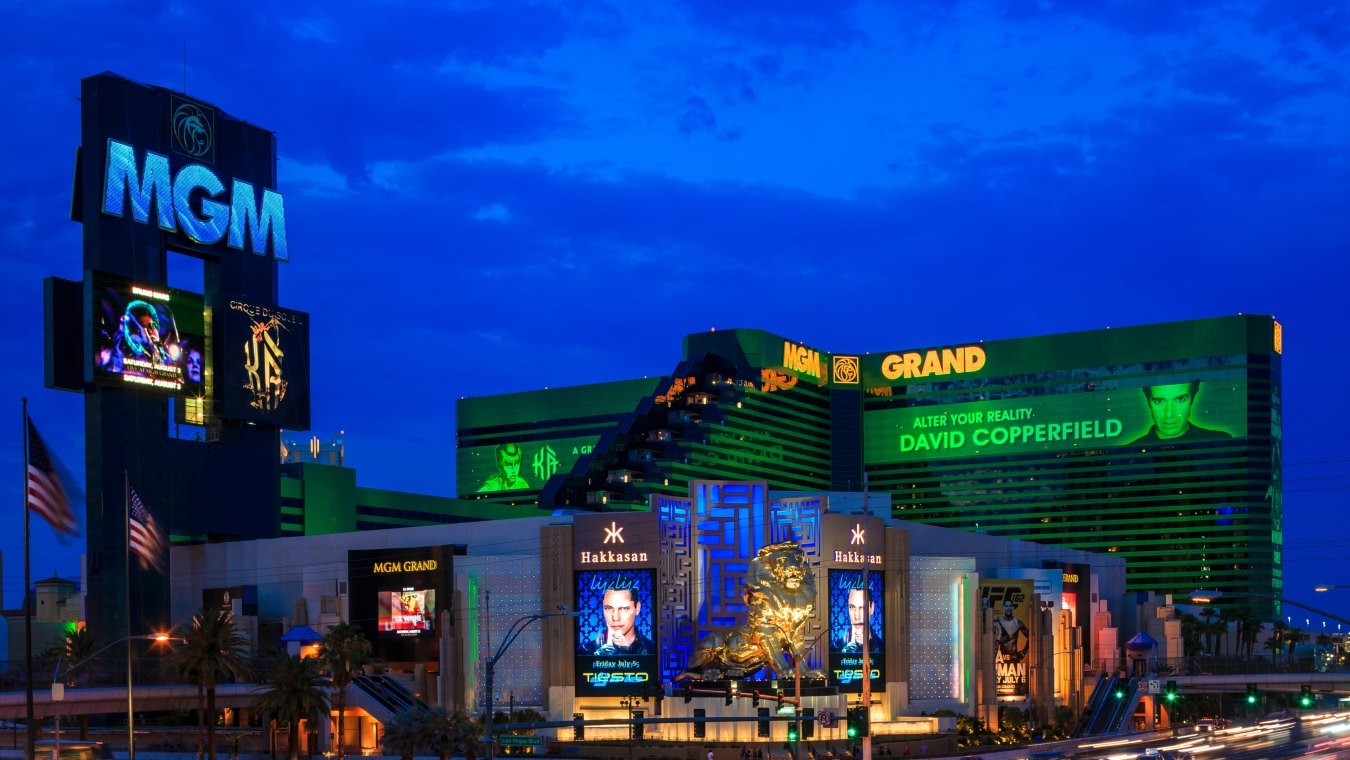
[835, 586, 881, 653]
[1129, 381, 1234, 444]
[579, 585, 653, 656]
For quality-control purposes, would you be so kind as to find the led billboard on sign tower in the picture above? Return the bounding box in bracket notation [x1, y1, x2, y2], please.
[573, 512, 659, 695]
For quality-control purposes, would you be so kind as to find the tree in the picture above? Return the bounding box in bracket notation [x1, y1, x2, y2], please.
[167, 607, 253, 760]
[381, 707, 432, 760]
[319, 622, 371, 759]
[255, 653, 332, 760]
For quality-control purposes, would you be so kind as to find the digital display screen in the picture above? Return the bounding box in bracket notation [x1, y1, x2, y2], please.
[91, 271, 206, 396]
[377, 589, 436, 637]
[574, 569, 657, 695]
[458, 435, 599, 496]
[218, 300, 311, 429]
[828, 569, 885, 692]
[865, 376, 1247, 464]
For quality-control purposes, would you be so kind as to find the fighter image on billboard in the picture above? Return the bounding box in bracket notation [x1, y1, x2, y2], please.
[92, 273, 205, 394]
[828, 569, 884, 691]
[377, 588, 436, 636]
[575, 569, 656, 694]
[982, 580, 1033, 699]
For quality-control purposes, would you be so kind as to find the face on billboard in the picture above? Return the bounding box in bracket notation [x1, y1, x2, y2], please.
[829, 571, 883, 653]
[458, 436, 598, 497]
[865, 375, 1245, 464]
[575, 569, 656, 694]
[91, 272, 206, 395]
[828, 570, 884, 691]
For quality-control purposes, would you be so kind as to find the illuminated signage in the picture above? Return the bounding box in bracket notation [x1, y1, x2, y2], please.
[981, 580, 1033, 700]
[373, 560, 439, 573]
[783, 340, 822, 379]
[881, 345, 986, 380]
[575, 568, 658, 695]
[102, 139, 289, 261]
[865, 379, 1247, 464]
[1273, 320, 1282, 354]
[579, 550, 650, 564]
[832, 355, 860, 384]
[828, 569, 885, 693]
[90, 271, 205, 397]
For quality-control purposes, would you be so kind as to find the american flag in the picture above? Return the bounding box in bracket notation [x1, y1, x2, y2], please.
[129, 487, 167, 573]
[26, 417, 78, 535]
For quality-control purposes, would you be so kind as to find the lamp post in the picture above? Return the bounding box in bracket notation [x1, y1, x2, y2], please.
[1314, 584, 1350, 593]
[1188, 590, 1350, 628]
[483, 607, 578, 760]
[49, 633, 181, 760]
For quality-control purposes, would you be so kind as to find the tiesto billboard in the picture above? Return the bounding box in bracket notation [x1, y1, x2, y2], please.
[828, 569, 885, 692]
[574, 568, 657, 695]
[90, 270, 206, 396]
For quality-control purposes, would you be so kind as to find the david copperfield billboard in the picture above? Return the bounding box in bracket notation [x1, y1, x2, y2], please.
[574, 512, 659, 695]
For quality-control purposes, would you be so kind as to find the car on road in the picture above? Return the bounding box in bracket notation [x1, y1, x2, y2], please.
[1025, 752, 1071, 760]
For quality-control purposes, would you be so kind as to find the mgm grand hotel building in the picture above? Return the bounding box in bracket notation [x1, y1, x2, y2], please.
[170, 315, 1276, 749]
[460, 315, 1281, 615]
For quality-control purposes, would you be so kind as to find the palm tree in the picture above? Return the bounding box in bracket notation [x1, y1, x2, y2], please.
[319, 622, 371, 759]
[255, 653, 332, 760]
[423, 707, 483, 760]
[381, 707, 431, 760]
[167, 607, 253, 760]
[1241, 616, 1264, 660]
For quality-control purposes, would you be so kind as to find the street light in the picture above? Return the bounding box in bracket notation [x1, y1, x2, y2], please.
[483, 607, 578, 760]
[50, 633, 181, 760]
[1314, 584, 1350, 593]
[1188, 590, 1350, 628]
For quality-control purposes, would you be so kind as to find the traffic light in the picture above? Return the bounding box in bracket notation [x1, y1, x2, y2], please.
[787, 725, 799, 743]
[725, 685, 734, 706]
[1164, 680, 1178, 703]
[846, 707, 861, 739]
[573, 713, 584, 740]
[1246, 683, 1259, 705]
[1300, 684, 1314, 708]
[758, 708, 771, 738]
[1114, 687, 1127, 699]
[802, 708, 815, 739]
[753, 690, 761, 707]
[630, 710, 644, 740]
[857, 706, 870, 736]
[693, 709, 706, 739]
[684, 682, 693, 704]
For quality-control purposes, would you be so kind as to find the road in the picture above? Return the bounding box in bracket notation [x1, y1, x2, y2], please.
[1066, 711, 1350, 759]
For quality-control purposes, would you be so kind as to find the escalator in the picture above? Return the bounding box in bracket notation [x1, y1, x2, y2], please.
[349, 674, 431, 723]
[1082, 675, 1141, 735]
[1073, 673, 1110, 737]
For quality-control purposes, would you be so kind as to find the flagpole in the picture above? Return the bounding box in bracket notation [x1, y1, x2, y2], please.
[125, 470, 136, 760]
[22, 398, 35, 760]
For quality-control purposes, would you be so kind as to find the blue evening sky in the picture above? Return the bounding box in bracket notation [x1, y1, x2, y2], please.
[1, 1, 1346, 626]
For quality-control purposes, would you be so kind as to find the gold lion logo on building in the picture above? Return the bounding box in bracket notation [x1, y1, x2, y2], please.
[833, 356, 860, 384]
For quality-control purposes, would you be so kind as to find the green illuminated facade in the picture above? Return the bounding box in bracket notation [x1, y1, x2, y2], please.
[456, 315, 1283, 615]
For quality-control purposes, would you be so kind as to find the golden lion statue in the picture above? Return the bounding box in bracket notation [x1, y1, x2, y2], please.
[678, 541, 824, 680]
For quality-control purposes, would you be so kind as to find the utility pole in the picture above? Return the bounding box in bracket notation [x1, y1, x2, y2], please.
[860, 475, 872, 760]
